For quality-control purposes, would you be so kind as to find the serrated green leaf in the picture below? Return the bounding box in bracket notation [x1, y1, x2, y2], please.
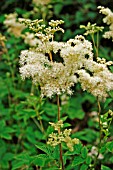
[0, 159, 9, 169]
[106, 141, 113, 152]
[54, 4, 63, 15]
[73, 128, 98, 142]
[101, 165, 112, 170]
[68, 108, 85, 120]
[3, 152, 14, 161]
[17, 109, 36, 120]
[32, 154, 47, 166]
[86, 156, 92, 165]
[12, 160, 25, 170]
[52, 145, 59, 160]
[80, 164, 88, 170]
[0, 14, 5, 23]
[25, 126, 38, 144]
[109, 91, 113, 98]
[72, 156, 84, 166]
[61, 116, 68, 122]
[100, 145, 107, 154]
[109, 156, 113, 163]
[63, 122, 71, 128]
[12, 152, 33, 170]
[104, 98, 112, 109]
[0, 120, 15, 140]
[35, 142, 52, 155]
[0, 120, 5, 127]
[46, 125, 54, 135]
[81, 146, 88, 158]
[14, 152, 31, 163]
[35, 130, 43, 140]
[65, 97, 85, 119]
[75, 143, 83, 154]
[1, 133, 12, 140]
[43, 103, 57, 116]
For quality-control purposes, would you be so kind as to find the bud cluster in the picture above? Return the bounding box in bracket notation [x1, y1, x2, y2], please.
[47, 120, 79, 152]
[80, 22, 104, 35]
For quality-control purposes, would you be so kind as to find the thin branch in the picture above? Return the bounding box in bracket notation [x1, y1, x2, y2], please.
[57, 95, 65, 170]
[93, 98, 102, 168]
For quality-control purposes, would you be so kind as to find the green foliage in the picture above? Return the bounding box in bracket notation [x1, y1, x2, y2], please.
[35, 143, 60, 168]
[62, 97, 85, 120]
[0, 120, 15, 139]
[0, 0, 113, 169]
[101, 165, 112, 170]
[73, 128, 99, 143]
[65, 143, 91, 169]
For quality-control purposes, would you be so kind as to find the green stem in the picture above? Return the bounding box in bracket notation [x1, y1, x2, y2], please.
[57, 95, 64, 170]
[96, 32, 99, 58]
[39, 118, 45, 133]
[93, 98, 102, 168]
[57, 95, 60, 122]
[32, 117, 43, 132]
[97, 98, 102, 148]
[34, 103, 45, 133]
[34, 107, 45, 133]
[91, 33, 98, 58]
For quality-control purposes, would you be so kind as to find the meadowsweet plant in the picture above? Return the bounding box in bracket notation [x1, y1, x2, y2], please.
[18, 6, 113, 170]
[19, 18, 113, 101]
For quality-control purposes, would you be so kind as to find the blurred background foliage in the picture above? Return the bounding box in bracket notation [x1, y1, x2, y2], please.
[0, 0, 113, 169]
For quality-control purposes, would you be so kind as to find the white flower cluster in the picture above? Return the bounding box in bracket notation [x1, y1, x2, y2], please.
[19, 19, 113, 100]
[19, 34, 93, 98]
[23, 32, 41, 46]
[4, 13, 25, 37]
[98, 6, 113, 41]
[88, 146, 104, 159]
[77, 59, 113, 100]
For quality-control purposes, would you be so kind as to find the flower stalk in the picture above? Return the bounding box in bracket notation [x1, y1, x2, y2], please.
[57, 95, 64, 170]
[93, 98, 102, 168]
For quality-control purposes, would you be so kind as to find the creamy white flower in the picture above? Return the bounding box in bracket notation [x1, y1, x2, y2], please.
[19, 22, 113, 100]
[4, 13, 25, 37]
[98, 6, 113, 41]
[24, 32, 41, 46]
